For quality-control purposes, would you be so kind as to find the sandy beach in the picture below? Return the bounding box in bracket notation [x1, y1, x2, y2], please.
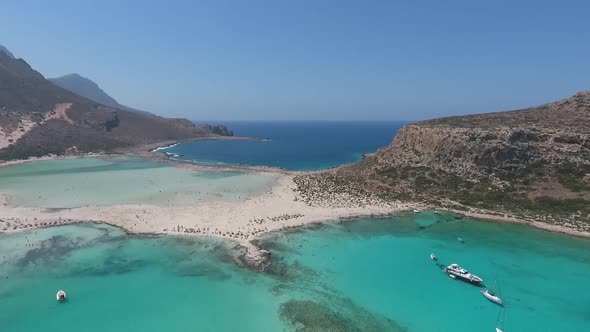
[1, 148, 589, 269]
[0, 160, 415, 268]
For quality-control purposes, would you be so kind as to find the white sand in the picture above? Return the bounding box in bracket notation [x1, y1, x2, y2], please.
[0, 173, 414, 247]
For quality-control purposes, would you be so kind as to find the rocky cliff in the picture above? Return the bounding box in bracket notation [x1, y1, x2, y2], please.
[297, 92, 590, 230]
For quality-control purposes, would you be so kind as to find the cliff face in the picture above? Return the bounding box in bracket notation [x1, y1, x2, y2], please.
[0, 49, 232, 160]
[298, 92, 590, 229]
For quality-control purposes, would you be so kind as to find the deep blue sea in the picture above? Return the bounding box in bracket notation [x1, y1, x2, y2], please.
[163, 121, 406, 170]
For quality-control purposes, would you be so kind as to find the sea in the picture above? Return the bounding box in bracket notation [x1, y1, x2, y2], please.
[163, 121, 406, 170]
[1, 122, 590, 332]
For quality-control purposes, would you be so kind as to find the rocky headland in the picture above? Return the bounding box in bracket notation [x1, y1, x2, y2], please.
[296, 92, 590, 234]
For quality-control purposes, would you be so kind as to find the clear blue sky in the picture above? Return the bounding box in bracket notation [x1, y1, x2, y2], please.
[2, 0, 589, 120]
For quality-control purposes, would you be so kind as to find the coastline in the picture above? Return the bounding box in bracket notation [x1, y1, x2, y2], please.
[0, 135, 295, 175]
[1, 137, 589, 270]
[447, 209, 590, 239]
[0, 170, 415, 269]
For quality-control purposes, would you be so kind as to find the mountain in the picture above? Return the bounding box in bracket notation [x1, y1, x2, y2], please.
[0, 45, 14, 59]
[0, 49, 231, 160]
[49, 73, 154, 116]
[297, 92, 590, 231]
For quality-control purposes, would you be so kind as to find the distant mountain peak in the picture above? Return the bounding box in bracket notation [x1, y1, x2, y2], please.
[62, 73, 84, 79]
[49, 73, 152, 116]
[0, 44, 15, 59]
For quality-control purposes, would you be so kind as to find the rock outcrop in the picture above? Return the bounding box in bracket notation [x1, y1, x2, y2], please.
[235, 243, 272, 272]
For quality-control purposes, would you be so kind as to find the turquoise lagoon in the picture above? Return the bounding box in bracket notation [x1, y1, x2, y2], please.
[1, 213, 589, 331]
[0, 157, 276, 208]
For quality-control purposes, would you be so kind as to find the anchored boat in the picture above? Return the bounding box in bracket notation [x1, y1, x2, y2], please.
[482, 289, 503, 306]
[56, 290, 67, 302]
[445, 263, 483, 284]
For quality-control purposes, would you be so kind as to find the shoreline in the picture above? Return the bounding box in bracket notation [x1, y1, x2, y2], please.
[2, 201, 589, 271]
[1, 138, 589, 269]
[446, 209, 590, 239]
[0, 136, 297, 175]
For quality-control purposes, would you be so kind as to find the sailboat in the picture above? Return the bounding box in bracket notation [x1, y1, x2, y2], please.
[482, 276, 504, 305]
[482, 289, 503, 305]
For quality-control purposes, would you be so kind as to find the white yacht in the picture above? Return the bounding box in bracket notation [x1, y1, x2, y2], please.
[445, 263, 483, 284]
[482, 289, 503, 305]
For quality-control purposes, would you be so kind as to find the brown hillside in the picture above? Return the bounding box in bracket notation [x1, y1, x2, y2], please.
[0, 50, 230, 160]
[296, 92, 590, 231]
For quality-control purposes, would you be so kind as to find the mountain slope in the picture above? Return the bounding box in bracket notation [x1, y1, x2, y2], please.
[0, 50, 230, 160]
[296, 92, 590, 231]
[0, 45, 14, 59]
[49, 73, 154, 116]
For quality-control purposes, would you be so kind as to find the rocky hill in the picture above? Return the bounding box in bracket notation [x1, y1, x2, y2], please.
[0, 48, 231, 160]
[49, 73, 154, 116]
[0, 45, 14, 59]
[296, 92, 590, 231]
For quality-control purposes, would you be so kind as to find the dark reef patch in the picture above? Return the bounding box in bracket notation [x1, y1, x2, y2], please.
[173, 262, 231, 281]
[16, 235, 82, 267]
[69, 256, 149, 277]
[279, 299, 406, 332]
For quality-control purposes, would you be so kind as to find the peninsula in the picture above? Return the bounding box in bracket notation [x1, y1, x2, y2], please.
[1, 45, 589, 271]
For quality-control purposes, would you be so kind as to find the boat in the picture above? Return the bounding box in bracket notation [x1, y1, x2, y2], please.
[56, 290, 67, 302]
[457, 237, 464, 243]
[445, 263, 483, 284]
[413, 209, 420, 213]
[496, 329, 504, 332]
[430, 253, 437, 261]
[482, 289, 503, 305]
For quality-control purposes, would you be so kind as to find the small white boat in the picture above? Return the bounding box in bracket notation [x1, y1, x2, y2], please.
[457, 237, 464, 243]
[496, 328, 504, 332]
[56, 290, 67, 302]
[413, 209, 420, 213]
[482, 289, 503, 305]
[430, 253, 437, 261]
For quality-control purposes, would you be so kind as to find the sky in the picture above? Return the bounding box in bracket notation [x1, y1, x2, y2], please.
[2, 0, 590, 121]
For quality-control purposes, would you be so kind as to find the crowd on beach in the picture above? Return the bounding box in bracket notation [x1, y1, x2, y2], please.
[249, 213, 304, 225]
[0, 217, 74, 231]
[164, 212, 307, 241]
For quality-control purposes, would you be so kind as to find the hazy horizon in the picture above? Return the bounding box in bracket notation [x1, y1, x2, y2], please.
[3, 0, 589, 121]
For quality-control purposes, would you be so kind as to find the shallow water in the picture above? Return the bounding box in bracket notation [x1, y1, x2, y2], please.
[0, 157, 276, 208]
[1, 214, 589, 331]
